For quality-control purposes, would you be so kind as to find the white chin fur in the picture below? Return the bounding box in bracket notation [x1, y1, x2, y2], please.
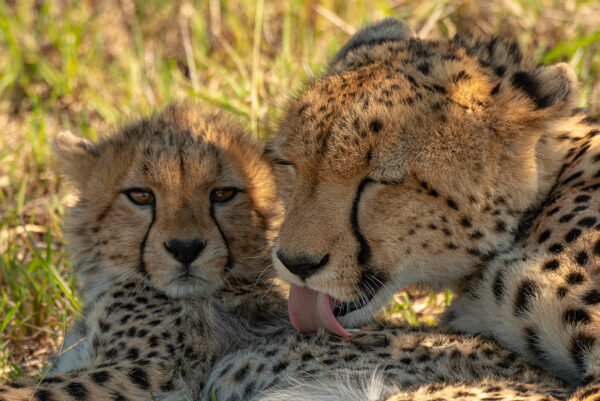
[160, 278, 221, 299]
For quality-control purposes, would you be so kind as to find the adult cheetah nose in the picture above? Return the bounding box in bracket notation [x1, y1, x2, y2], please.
[276, 250, 329, 280]
[164, 238, 206, 266]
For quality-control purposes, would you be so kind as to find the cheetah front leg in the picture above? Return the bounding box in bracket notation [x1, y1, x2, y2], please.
[385, 380, 569, 401]
[445, 249, 600, 387]
[568, 377, 600, 401]
[0, 362, 184, 401]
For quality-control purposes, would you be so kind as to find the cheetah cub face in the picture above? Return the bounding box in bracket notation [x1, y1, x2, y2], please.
[271, 19, 578, 335]
[55, 103, 280, 299]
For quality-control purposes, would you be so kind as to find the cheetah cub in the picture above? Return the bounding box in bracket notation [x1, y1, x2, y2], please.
[0, 103, 286, 401]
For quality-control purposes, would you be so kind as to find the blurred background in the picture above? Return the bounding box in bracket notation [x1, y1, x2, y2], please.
[1, 0, 599, 380]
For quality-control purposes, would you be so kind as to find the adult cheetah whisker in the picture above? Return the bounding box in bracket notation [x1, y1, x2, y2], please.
[258, 274, 279, 302]
[254, 264, 276, 287]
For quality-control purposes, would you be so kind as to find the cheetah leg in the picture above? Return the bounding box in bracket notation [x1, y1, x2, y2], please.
[0, 362, 181, 401]
[568, 377, 600, 401]
[386, 380, 570, 401]
[445, 251, 600, 386]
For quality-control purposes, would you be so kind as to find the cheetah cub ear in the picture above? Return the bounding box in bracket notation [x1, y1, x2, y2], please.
[330, 17, 415, 67]
[52, 131, 100, 188]
[491, 62, 578, 128]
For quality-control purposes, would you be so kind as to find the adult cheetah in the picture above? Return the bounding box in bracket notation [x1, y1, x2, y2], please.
[270, 17, 600, 390]
[0, 103, 287, 401]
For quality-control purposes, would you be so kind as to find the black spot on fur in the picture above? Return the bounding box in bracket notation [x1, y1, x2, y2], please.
[369, 119, 383, 133]
[569, 333, 595, 373]
[272, 361, 289, 373]
[542, 259, 560, 271]
[583, 289, 600, 305]
[235, 365, 249, 381]
[446, 199, 459, 210]
[557, 287, 568, 299]
[99, 321, 111, 332]
[470, 231, 484, 239]
[563, 171, 583, 185]
[417, 62, 430, 75]
[560, 213, 575, 223]
[34, 389, 55, 401]
[127, 367, 149, 389]
[524, 327, 545, 360]
[110, 392, 128, 401]
[90, 370, 110, 385]
[127, 348, 139, 360]
[494, 65, 507, 77]
[563, 309, 591, 326]
[493, 269, 506, 302]
[578, 217, 597, 228]
[64, 382, 87, 401]
[549, 243, 564, 254]
[565, 228, 582, 242]
[514, 280, 538, 316]
[575, 194, 591, 203]
[511, 71, 553, 109]
[538, 230, 551, 243]
[160, 379, 174, 392]
[460, 217, 472, 228]
[576, 251, 589, 266]
[567, 272, 585, 285]
[491, 83, 501, 96]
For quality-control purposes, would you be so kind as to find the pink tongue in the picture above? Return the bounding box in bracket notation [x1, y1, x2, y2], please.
[288, 284, 352, 338]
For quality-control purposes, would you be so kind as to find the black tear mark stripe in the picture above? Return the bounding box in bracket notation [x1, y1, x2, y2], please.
[210, 204, 233, 270]
[351, 179, 373, 266]
[139, 201, 157, 277]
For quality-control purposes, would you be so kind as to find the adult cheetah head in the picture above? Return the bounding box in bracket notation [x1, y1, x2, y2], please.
[272, 19, 578, 335]
[55, 103, 281, 300]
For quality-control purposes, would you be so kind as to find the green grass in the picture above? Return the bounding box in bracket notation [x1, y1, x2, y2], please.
[1, 0, 599, 380]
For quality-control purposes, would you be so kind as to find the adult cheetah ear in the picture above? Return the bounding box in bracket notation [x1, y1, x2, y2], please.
[53, 131, 100, 187]
[490, 63, 578, 127]
[330, 17, 415, 67]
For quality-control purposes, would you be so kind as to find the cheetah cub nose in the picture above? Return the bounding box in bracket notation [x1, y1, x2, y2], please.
[164, 238, 206, 265]
[276, 250, 329, 280]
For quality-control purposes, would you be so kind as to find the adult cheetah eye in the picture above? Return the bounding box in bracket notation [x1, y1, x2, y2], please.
[124, 188, 155, 206]
[274, 159, 295, 168]
[210, 187, 240, 203]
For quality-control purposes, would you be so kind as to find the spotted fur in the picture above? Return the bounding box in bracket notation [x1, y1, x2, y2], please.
[270, 17, 599, 390]
[205, 324, 570, 400]
[0, 103, 287, 401]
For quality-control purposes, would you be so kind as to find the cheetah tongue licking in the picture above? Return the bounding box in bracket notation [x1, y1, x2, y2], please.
[288, 284, 353, 338]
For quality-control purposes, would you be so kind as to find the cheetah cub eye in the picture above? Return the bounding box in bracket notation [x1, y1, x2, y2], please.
[210, 187, 241, 203]
[124, 188, 155, 205]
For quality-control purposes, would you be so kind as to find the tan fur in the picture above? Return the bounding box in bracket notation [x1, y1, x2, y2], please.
[0, 103, 288, 401]
[207, 324, 572, 401]
[55, 102, 281, 300]
[271, 17, 599, 390]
